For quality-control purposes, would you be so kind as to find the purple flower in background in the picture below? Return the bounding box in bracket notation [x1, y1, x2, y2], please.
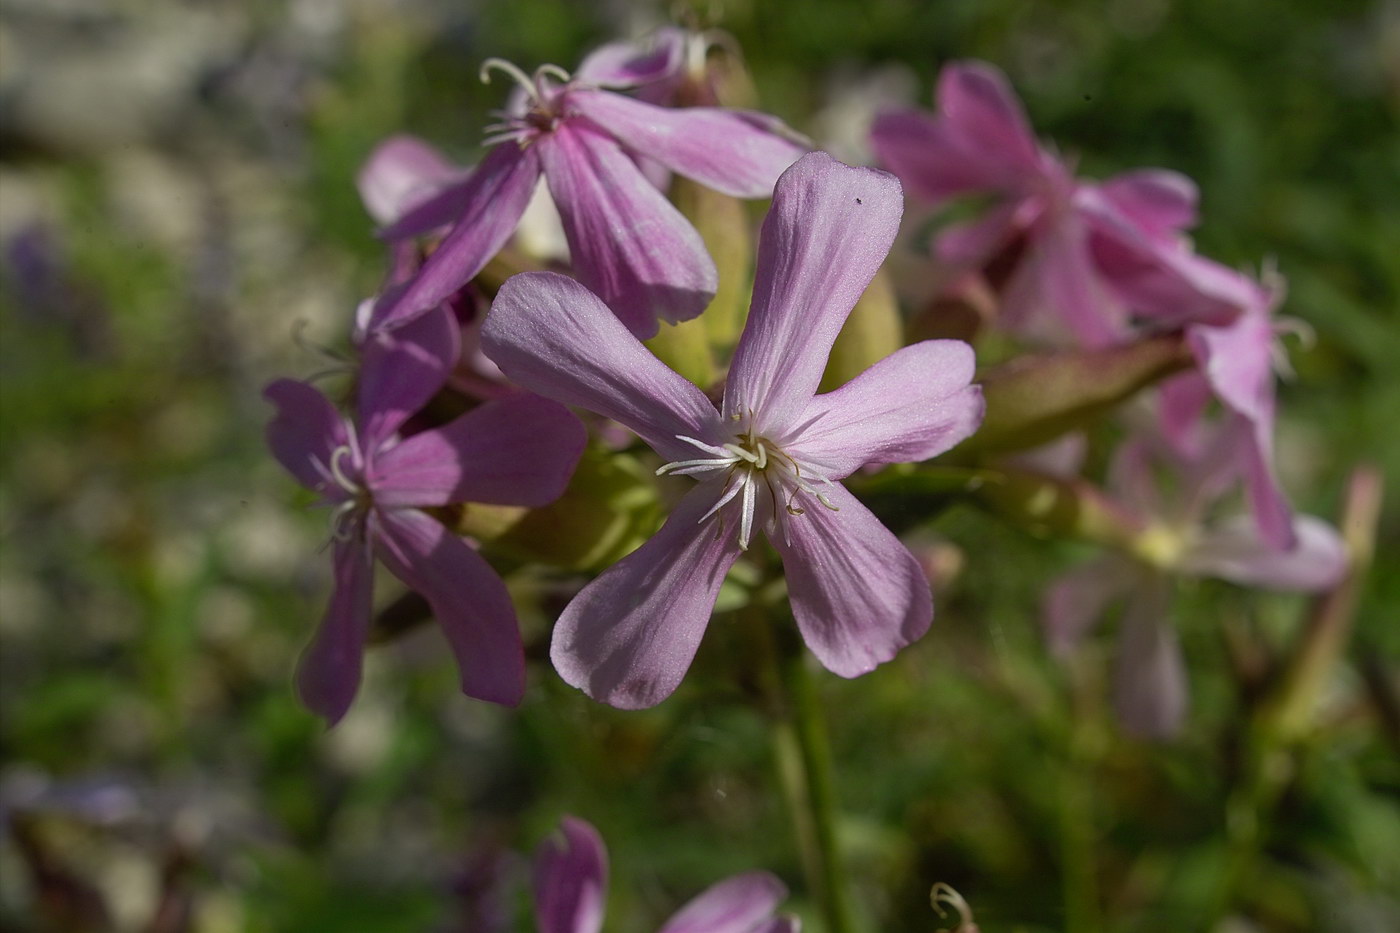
[264, 306, 587, 723]
[871, 60, 1250, 346]
[483, 152, 985, 708]
[534, 817, 798, 933]
[372, 56, 807, 338]
[1043, 425, 1346, 737]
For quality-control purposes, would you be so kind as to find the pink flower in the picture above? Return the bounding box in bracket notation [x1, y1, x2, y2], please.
[483, 152, 985, 709]
[534, 817, 798, 933]
[871, 60, 1248, 346]
[372, 58, 807, 338]
[264, 306, 587, 723]
[1043, 426, 1346, 737]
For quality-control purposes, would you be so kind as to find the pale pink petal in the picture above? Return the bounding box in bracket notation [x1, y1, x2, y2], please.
[658, 872, 786, 933]
[787, 341, 984, 479]
[932, 199, 1026, 268]
[772, 484, 931, 678]
[1241, 422, 1296, 551]
[568, 89, 807, 198]
[482, 272, 726, 462]
[549, 484, 743, 709]
[372, 394, 586, 508]
[1096, 169, 1198, 239]
[1106, 438, 1164, 517]
[264, 379, 349, 493]
[534, 816, 608, 933]
[538, 124, 716, 336]
[357, 135, 464, 227]
[1158, 373, 1213, 457]
[1041, 555, 1135, 657]
[295, 538, 374, 726]
[869, 109, 988, 203]
[357, 303, 460, 449]
[725, 152, 903, 433]
[1000, 212, 1127, 348]
[576, 29, 685, 89]
[373, 143, 542, 329]
[373, 510, 525, 706]
[1179, 514, 1346, 591]
[936, 61, 1042, 178]
[1111, 574, 1187, 738]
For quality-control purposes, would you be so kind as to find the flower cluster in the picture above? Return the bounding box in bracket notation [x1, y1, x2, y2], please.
[263, 26, 1351, 918]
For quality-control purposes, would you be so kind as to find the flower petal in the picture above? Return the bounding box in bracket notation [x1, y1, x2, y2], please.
[787, 340, 984, 479]
[1095, 169, 1198, 239]
[1111, 574, 1187, 738]
[936, 61, 1042, 179]
[549, 484, 743, 709]
[1041, 555, 1134, 657]
[295, 538, 374, 726]
[576, 29, 685, 89]
[482, 271, 725, 462]
[1179, 514, 1346, 591]
[568, 89, 807, 199]
[538, 123, 716, 336]
[373, 143, 542, 329]
[1000, 212, 1126, 348]
[372, 393, 586, 508]
[373, 510, 525, 706]
[357, 135, 464, 227]
[658, 872, 787, 933]
[725, 152, 903, 433]
[534, 816, 608, 933]
[869, 109, 980, 204]
[772, 484, 931, 678]
[357, 303, 459, 448]
[264, 379, 348, 493]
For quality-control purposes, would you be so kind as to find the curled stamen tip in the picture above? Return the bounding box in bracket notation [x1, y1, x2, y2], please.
[534, 63, 572, 84]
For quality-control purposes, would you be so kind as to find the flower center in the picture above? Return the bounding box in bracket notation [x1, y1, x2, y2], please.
[656, 432, 839, 550]
[314, 436, 373, 543]
[479, 58, 573, 145]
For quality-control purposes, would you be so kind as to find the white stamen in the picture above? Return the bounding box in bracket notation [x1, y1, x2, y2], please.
[534, 63, 572, 85]
[479, 58, 540, 101]
[328, 445, 361, 496]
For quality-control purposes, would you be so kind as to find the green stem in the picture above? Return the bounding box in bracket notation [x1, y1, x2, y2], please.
[761, 619, 857, 933]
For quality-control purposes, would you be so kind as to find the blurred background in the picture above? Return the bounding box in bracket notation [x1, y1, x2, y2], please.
[1, 0, 1397, 931]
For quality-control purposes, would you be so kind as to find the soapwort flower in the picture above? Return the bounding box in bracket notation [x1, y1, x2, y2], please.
[483, 152, 985, 709]
[1042, 423, 1346, 737]
[372, 55, 807, 338]
[534, 817, 798, 933]
[264, 306, 587, 723]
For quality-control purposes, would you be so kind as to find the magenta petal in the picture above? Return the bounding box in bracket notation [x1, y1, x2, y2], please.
[1041, 555, 1133, 657]
[757, 920, 800, 933]
[264, 379, 349, 492]
[534, 817, 608, 933]
[373, 393, 586, 508]
[1112, 574, 1187, 738]
[936, 61, 1042, 177]
[773, 484, 931, 678]
[1001, 212, 1126, 348]
[788, 341, 984, 479]
[725, 152, 903, 433]
[357, 303, 460, 448]
[933, 199, 1025, 268]
[1096, 169, 1199, 239]
[869, 109, 980, 203]
[657, 872, 787, 933]
[295, 538, 374, 726]
[1158, 373, 1213, 457]
[1180, 515, 1346, 591]
[482, 272, 726, 462]
[374, 510, 525, 706]
[538, 124, 716, 336]
[357, 135, 463, 227]
[576, 30, 685, 89]
[374, 143, 542, 329]
[549, 484, 742, 709]
[568, 89, 806, 198]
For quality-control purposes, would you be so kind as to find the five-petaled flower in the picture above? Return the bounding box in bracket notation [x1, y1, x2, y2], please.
[370, 56, 808, 338]
[534, 816, 798, 933]
[265, 305, 587, 724]
[483, 152, 986, 709]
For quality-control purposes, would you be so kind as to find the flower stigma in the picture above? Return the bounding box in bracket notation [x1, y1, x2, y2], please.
[656, 429, 839, 550]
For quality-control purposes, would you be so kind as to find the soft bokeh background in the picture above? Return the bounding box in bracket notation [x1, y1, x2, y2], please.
[1, 1, 1397, 931]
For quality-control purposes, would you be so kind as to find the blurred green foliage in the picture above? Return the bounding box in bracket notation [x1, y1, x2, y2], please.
[1, 1, 1396, 931]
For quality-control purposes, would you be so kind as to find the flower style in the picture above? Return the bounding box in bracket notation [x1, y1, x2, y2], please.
[535, 817, 798, 933]
[870, 60, 1250, 347]
[371, 56, 808, 338]
[264, 305, 587, 723]
[1043, 424, 1346, 737]
[482, 152, 985, 708]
